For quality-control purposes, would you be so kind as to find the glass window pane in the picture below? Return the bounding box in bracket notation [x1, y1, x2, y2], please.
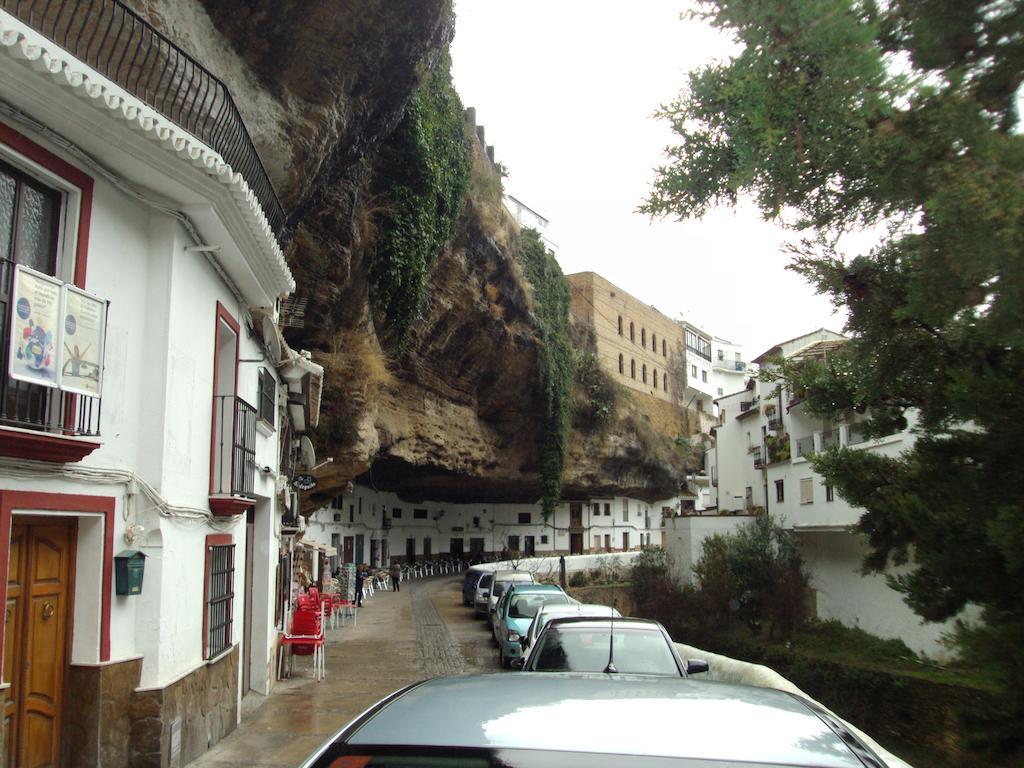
[15, 183, 58, 275]
[0, 170, 15, 260]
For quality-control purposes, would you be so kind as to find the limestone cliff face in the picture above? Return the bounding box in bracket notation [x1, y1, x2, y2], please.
[136, 1, 686, 505]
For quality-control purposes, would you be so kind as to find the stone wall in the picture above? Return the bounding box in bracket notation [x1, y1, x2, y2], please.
[64, 658, 143, 767]
[130, 647, 238, 768]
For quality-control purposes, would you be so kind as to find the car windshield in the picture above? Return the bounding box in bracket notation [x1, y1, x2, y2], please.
[530, 626, 679, 675]
[509, 594, 568, 619]
[479, 575, 493, 589]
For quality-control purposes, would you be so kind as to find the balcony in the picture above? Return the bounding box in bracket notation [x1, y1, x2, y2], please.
[820, 428, 841, 450]
[714, 359, 747, 372]
[0, 258, 102, 462]
[210, 394, 256, 515]
[795, 435, 815, 458]
[767, 417, 783, 432]
[847, 424, 869, 445]
[752, 445, 764, 468]
[2, 0, 285, 237]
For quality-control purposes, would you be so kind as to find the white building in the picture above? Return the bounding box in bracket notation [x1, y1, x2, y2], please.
[678, 321, 719, 434]
[712, 328, 955, 656]
[710, 336, 750, 401]
[0, 7, 321, 765]
[303, 486, 679, 568]
[503, 193, 558, 253]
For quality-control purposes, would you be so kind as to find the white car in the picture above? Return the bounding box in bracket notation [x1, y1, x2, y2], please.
[520, 602, 620, 665]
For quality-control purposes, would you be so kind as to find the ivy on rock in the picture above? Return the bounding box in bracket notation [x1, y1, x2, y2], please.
[517, 228, 573, 518]
[372, 47, 470, 346]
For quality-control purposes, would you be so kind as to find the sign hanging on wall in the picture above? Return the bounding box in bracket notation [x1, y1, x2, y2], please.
[9, 265, 62, 388]
[60, 284, 107, 398]
[292, 474, 318, 492]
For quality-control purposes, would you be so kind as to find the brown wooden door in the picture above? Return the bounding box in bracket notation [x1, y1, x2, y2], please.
[569, 503, 582, 528]
[4, 523, 73, 768]
[343, 537, 354, 564]
[569, 533, 583, 555]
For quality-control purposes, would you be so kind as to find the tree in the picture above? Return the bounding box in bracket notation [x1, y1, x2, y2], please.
[645, 1, 1024, 757]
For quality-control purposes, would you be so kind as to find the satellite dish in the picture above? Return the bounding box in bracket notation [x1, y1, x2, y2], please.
[299, 436, 316, 470]
[262, 315, 283, 364]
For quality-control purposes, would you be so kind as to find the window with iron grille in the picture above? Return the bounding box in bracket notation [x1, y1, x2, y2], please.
[206, 542, 235, 659]
[257, 368, 276, 426]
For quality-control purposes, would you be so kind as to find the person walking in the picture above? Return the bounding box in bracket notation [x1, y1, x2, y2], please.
[389, 560, 401, 592]
[355, 564, 365, 607]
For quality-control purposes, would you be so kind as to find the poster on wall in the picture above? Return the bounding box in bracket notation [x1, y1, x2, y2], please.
[60, 284, 106, 398]
[8, 265, 62, 388]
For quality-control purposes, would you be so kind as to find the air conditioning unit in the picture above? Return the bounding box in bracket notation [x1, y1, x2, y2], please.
[333, 513, 342, 523]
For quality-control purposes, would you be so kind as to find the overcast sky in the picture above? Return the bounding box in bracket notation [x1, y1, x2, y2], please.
[450, 0, 847, 360]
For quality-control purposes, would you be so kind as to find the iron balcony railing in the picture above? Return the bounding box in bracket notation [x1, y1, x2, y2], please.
[847, 424, 869, 445]
[0, 257, 101, 436]
[820, 428, 841, 450]
[212, 394, 256, 498]
[767, 416, 783, 431]
[2, 0, 286, 239]
[795, 435, 815, 458]
[752, 445, 764, 468]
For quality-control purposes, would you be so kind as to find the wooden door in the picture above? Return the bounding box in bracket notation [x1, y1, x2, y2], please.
[342, 537, 354, 564]
[449, 538, 464, 559]
[4, 523, 73, 768]
[569, 533, 583, 555]
[569, 503, 582, 528]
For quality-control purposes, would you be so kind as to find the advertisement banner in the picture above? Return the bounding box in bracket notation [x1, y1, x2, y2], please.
[61, 285, 106, 398]
[9, 265, 62, 388]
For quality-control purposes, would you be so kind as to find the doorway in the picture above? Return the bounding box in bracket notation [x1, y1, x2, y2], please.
[569, 503, 582, 528]
[242, 508, 255, 695]
[405, 538, 416, 563]
[449, 538, 464, 560]
[569, 532, 583, 554]
[524, 536, 535, 557]
[422, 537, 432, 559]
[343, 536, 354, 564]
[354, 535, 365, 565]
[3, 520, 75, 768]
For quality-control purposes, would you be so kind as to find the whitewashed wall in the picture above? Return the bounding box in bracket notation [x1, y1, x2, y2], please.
[662, 515, 751, 585]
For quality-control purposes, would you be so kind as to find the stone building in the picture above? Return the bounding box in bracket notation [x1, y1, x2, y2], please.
[567, 271, 683, 404]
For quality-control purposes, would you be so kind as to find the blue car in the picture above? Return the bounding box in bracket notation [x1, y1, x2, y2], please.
[493, 584, 571, 668]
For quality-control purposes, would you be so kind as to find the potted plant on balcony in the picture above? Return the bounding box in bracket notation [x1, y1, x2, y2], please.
[764, 403, 776, 417]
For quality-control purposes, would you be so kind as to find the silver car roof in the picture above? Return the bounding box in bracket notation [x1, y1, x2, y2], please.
[346, 674, 868, 767]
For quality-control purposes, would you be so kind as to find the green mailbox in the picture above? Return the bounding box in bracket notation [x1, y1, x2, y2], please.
[114, 550, 146, 596]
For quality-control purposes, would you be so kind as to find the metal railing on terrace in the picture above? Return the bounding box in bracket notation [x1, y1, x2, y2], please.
[0, 257, 101, 436]
[795, 435, 815, 458]
[820, 428, 841, 449]
[2, 0, 286, 238]
[212, 394, 256, 498]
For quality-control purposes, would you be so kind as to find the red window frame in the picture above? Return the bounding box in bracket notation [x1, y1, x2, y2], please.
[208, 302, 240, 495]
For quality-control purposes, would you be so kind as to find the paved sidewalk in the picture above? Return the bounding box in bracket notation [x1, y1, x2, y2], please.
[189, 575, 493, 767]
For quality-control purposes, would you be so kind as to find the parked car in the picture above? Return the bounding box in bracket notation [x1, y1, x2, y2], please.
[520, 617, 704, 677]
[462, 566, 489, 606]
[299, 673, 889, 768]
[520, 602, 621, 661]
[491, 584, 572, 667]
[485, 569, 535, 620]
[472, 573, 495, 618]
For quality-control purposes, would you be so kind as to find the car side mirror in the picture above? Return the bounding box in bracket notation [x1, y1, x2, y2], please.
[686, 659, 709, 675]
[511, 657, 526, 669]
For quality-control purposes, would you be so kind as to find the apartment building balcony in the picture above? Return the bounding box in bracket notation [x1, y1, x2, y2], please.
[752, 445, 764, 469]
[820, 428, 841, 450]
[767, 417, 783, 432]
[2, 0, 285, 237]
[713, 359, 747, 372]
[795, 435, 815, 458]
[210, 394, 257, 515]
[0, 258, 103, 462]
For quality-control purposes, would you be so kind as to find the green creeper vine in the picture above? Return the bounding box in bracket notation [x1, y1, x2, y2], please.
[517, 229, 573, 518]
[372, 47, 470, 346]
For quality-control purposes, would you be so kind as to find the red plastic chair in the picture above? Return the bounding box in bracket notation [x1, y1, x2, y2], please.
[278, 606, 325, 680]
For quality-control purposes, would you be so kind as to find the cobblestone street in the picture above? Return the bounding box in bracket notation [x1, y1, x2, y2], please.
[189, 575, 496, 768]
